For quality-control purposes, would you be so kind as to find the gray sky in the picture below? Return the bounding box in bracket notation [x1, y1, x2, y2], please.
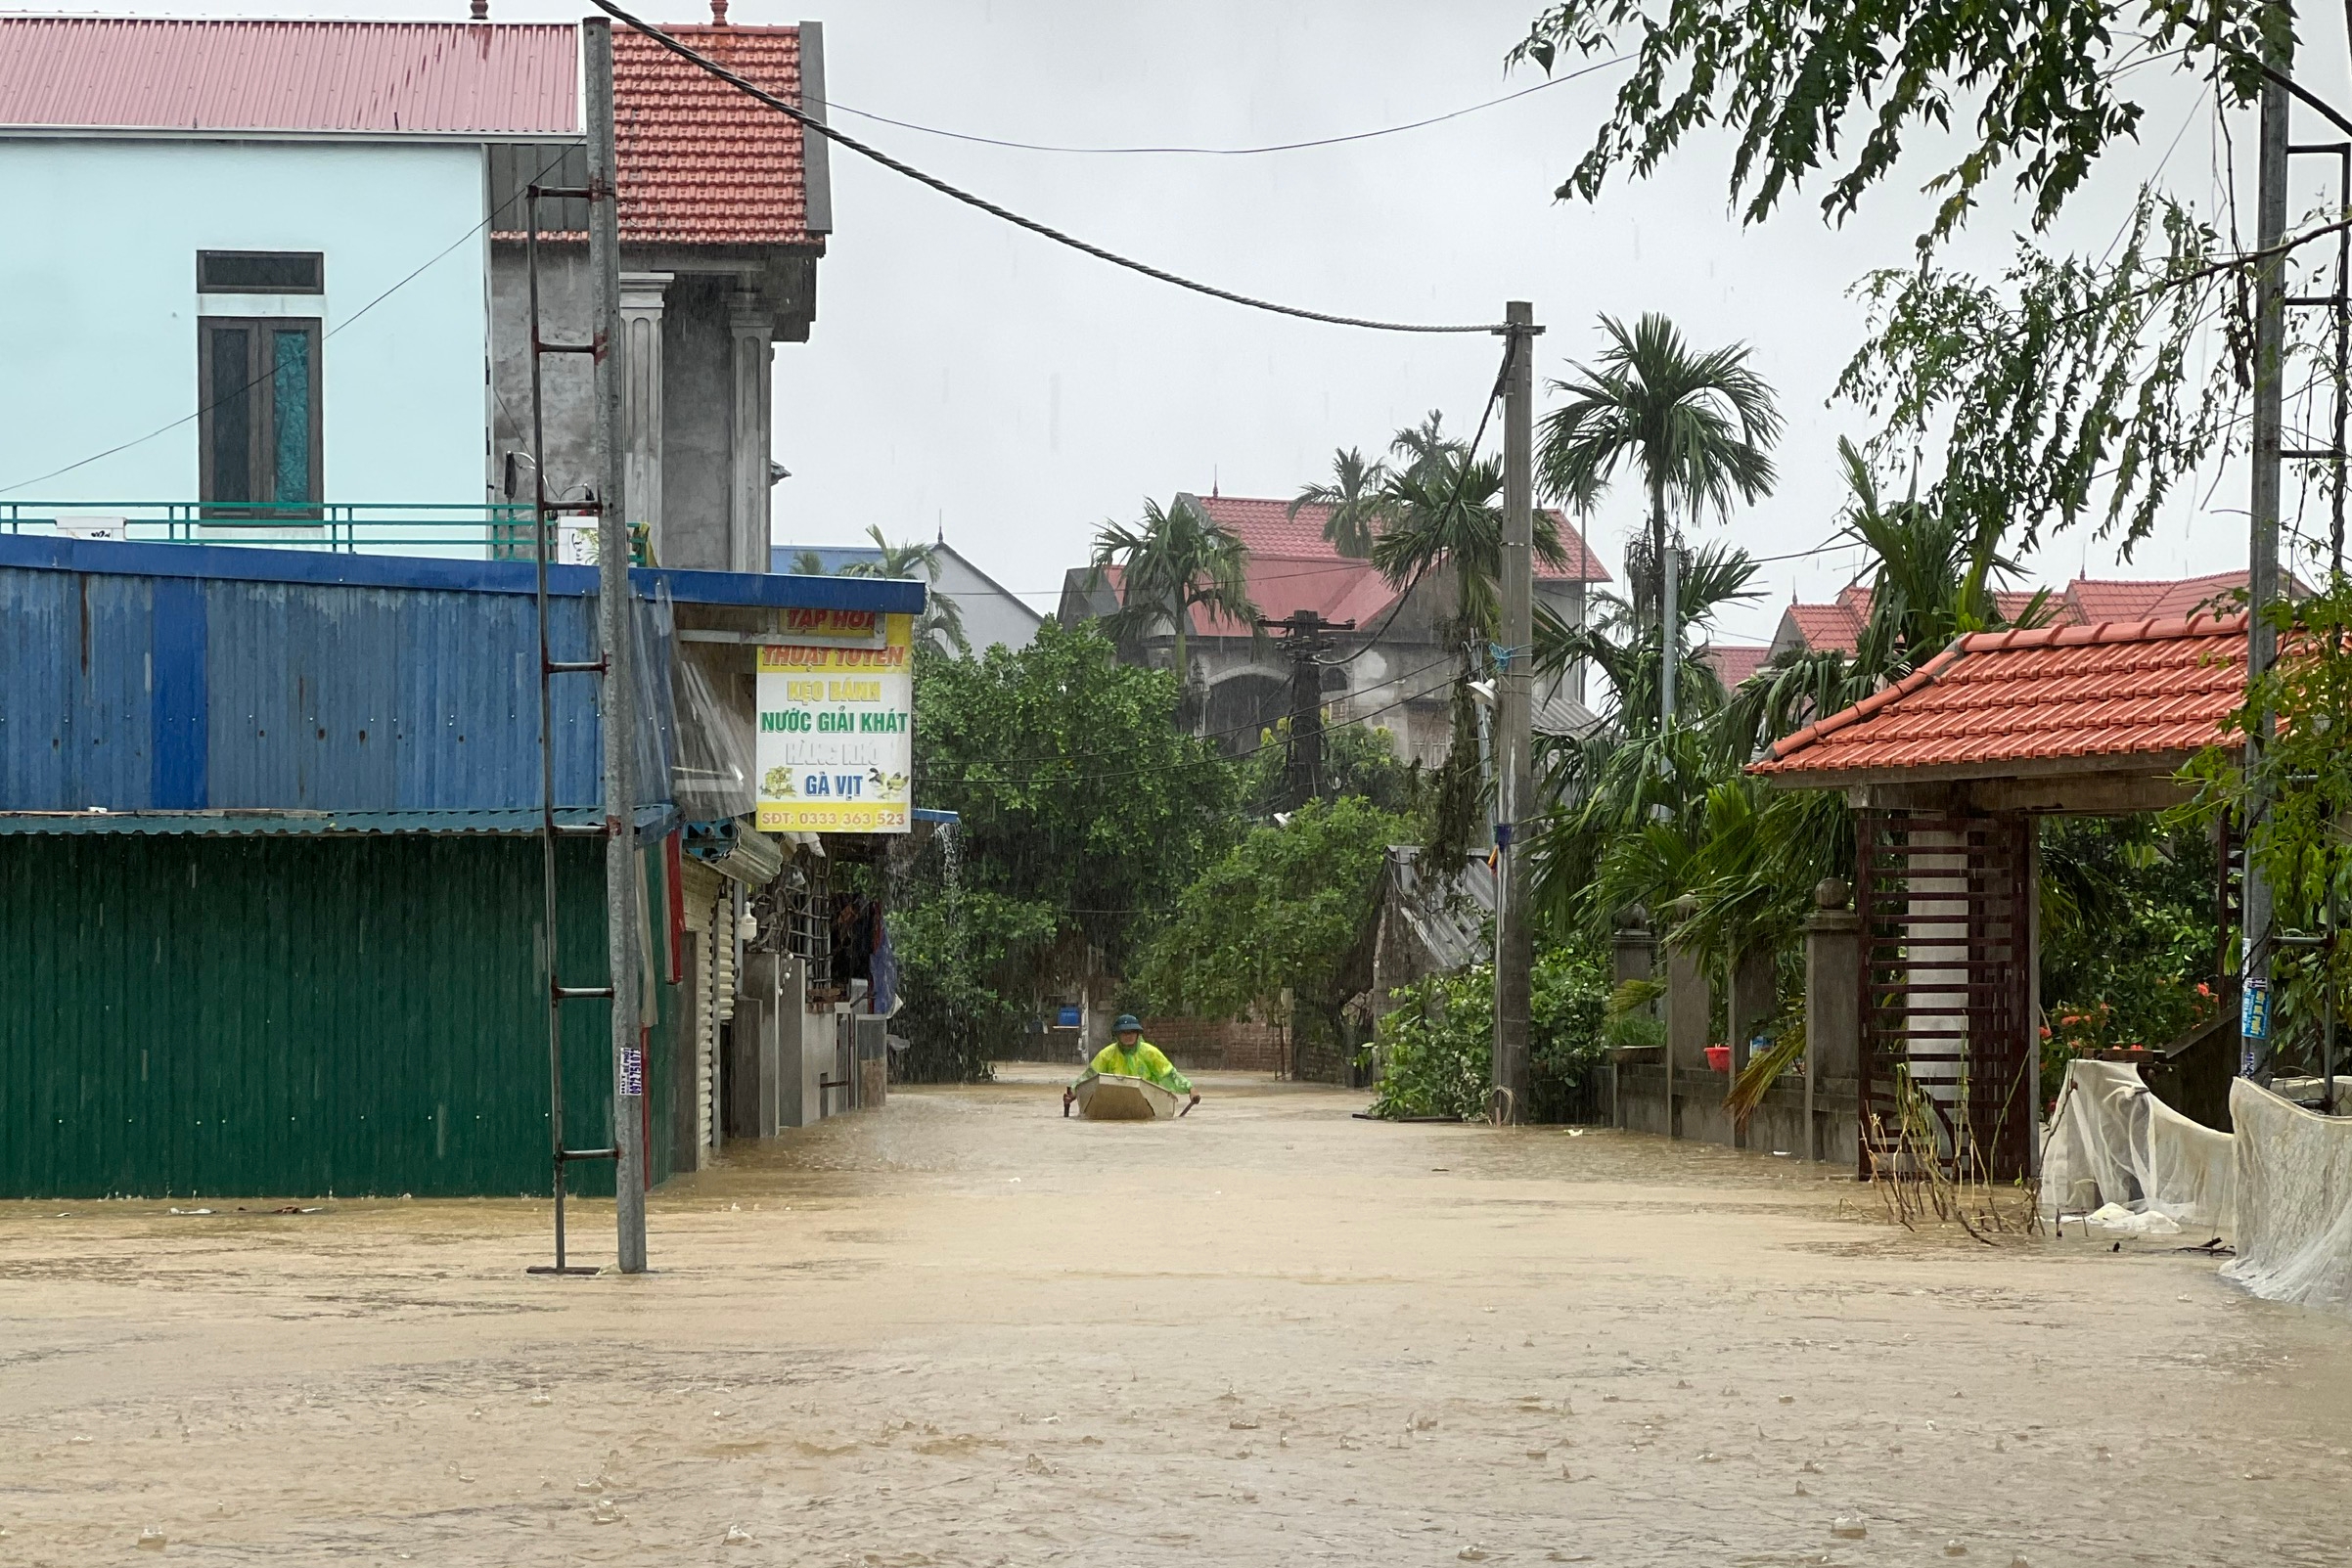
[46, 1, 2352, 649]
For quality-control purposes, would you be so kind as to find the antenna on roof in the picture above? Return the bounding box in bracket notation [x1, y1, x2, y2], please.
[936, 509, 945, 546]
[1212, 466, 1220, 499]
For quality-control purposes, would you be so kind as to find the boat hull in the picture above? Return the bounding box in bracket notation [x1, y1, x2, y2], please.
[1075, 1072, 1180, 1121]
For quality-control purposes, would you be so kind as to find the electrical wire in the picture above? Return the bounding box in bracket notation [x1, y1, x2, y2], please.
[591, 1, 1515, 336]
[823, 54, 1633, 157]
[0, 143, 584, 498]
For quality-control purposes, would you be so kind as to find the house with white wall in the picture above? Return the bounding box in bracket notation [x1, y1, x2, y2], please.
[0, 11, 830, 573]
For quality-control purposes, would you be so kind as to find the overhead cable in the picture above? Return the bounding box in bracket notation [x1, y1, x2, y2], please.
[590, 1, 1512, 336]
[824, 54, 1633, 157]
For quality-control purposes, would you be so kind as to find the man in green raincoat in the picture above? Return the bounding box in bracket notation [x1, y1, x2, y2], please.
[1064, 1015, 1200, 1116]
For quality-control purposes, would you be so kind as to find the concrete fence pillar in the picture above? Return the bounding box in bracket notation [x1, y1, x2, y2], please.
[1663, 896, 1706, 1141]
[1805, 877, 1861, 1164]
[1609, 907, 1655, 1130]
[1727, 945, 1777, 1149]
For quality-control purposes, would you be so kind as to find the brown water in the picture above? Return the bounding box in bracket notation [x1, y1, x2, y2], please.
[3, 1065, 2347, 1566]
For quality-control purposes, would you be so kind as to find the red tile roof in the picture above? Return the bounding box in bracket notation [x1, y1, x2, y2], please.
[613, 24, 814, 247]
[1700, 644, 1774, 688]
[1192, 495, 1610, 583]
[2065, 570, 2257, 624]
[1782, 600, 1867, 653]
[0, 18, 577, 136]
[1751, 614, 2246, 781]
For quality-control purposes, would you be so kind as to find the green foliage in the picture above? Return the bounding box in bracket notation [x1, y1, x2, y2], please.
[1838, 197, 2237, 556]
[892, 623, 1240, 1076]
[2186, 581, 2352, 1072]
[839, 524, 970, 655]
[1537, 313, 1781, 632]
[1368, 411, 1573, 642]
[1290, 446, 1389, 560]
[1139, 795, 1402, 1047]
[1088, 496, 1261, 706]
[1241, 720, 1425, 820]
[2038, 817, 2219, 1104]
[889, 888, 1057, 1084]
[1369, 948, 1612, 1123]
[1510, 0, 2268, 243]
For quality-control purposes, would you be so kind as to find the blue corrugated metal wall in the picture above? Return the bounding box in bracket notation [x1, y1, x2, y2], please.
[0, 563, 671, 813]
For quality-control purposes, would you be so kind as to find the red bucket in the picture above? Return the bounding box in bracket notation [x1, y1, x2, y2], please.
[1704, 1045, 1732, 1073]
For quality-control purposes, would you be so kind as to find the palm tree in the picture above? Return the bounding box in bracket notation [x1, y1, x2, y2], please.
[1538, 313, 1783, 731]
[1723, 438, 2047, 756]
[1087, 497, 1260, 716]
[1289, 446, 1390, 559]
[1368, 414, 1570, 640]
[839, 525, 970, 654]
[784, 548, 827, 576]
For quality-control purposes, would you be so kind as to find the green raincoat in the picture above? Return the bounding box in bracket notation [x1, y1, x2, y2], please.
[1072, 1040, 1193, 1097]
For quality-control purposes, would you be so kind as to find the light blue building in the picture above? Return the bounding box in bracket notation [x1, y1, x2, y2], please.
[0, 15, 833, 571]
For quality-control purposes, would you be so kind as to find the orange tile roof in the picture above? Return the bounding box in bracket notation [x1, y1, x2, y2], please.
[1750, 613, 2247, 780]
[613, 24, 813, 248]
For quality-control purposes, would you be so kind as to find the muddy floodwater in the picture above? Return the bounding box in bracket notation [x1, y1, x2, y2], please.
[4, 1067, 2349, 1566]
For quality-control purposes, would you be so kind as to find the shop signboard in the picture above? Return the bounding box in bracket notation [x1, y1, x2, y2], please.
[754, 608, 914, 834]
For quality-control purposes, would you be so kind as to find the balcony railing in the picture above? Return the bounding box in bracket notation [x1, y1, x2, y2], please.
[0, 501, 590, 560]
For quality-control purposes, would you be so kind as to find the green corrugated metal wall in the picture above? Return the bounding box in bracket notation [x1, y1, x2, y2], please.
[0, 832, 679, 1198]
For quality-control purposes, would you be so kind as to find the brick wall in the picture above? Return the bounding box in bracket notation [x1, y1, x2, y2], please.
[1138, 1016, 1287, 1074]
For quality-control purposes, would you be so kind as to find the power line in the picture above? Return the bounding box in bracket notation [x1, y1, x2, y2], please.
[591, 1, 1510, 336]
[824, 54, 1633, 157]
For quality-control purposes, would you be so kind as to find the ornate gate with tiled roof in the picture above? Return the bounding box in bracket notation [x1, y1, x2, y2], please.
[1855, 813, 2037, 1182]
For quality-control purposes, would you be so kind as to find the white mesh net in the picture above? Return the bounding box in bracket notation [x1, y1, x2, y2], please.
[2222, 1078, 2352, 1311]
[2041, 1060, 2236, 1235]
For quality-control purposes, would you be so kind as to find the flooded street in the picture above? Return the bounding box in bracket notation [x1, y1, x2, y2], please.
[4, 1066, 2348, 1566]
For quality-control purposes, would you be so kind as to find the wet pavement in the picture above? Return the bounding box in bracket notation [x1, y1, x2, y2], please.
[2, 1065, 2347, 1566]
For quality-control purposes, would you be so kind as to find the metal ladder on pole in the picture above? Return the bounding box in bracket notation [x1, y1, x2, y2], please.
[2283, 135, 2350, 574]
[522, 178, 620, 1277]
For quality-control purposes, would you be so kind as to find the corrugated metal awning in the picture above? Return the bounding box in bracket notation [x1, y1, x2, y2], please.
[0, 805, 678, 837]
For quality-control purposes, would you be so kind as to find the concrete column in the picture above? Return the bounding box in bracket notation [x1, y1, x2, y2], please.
[1611, 906, 1655, 995]
[728, 291, 775, 574]
[1663, 897, 1706, 1141]
[618, 272, 671, 561]
[1610, 906, 1654, 1132]
[1805, 878, 1861, 1164]
[1727, 945, 1776, 1150]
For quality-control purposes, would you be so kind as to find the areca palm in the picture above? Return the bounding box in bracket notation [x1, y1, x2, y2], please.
[839, 524, 970, 654]
[1289, 446, 1390, 559]
[1368, 415, 1569, 641]
[1724, 439, 2047, 757]
[1539, 314, 1782, 731]
[1088, 497, 1260, 715]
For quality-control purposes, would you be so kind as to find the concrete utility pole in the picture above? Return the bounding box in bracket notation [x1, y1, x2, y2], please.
[1260, 610, 1352, 809]
[2243, 25, 2291, 1082]
[1659, 538, 1680, 733]
[1492, 301, 1541, 1124]
[588, 19, 649, 1271]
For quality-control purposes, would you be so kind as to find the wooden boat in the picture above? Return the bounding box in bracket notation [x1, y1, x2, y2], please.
[1074, 1072, 1182, 1121]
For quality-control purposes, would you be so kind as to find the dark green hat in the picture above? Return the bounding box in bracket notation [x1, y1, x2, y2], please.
[1114, 1014, 1142, 1033]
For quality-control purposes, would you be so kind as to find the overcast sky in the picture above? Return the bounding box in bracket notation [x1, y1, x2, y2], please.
[43, 1, 2352, 646]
